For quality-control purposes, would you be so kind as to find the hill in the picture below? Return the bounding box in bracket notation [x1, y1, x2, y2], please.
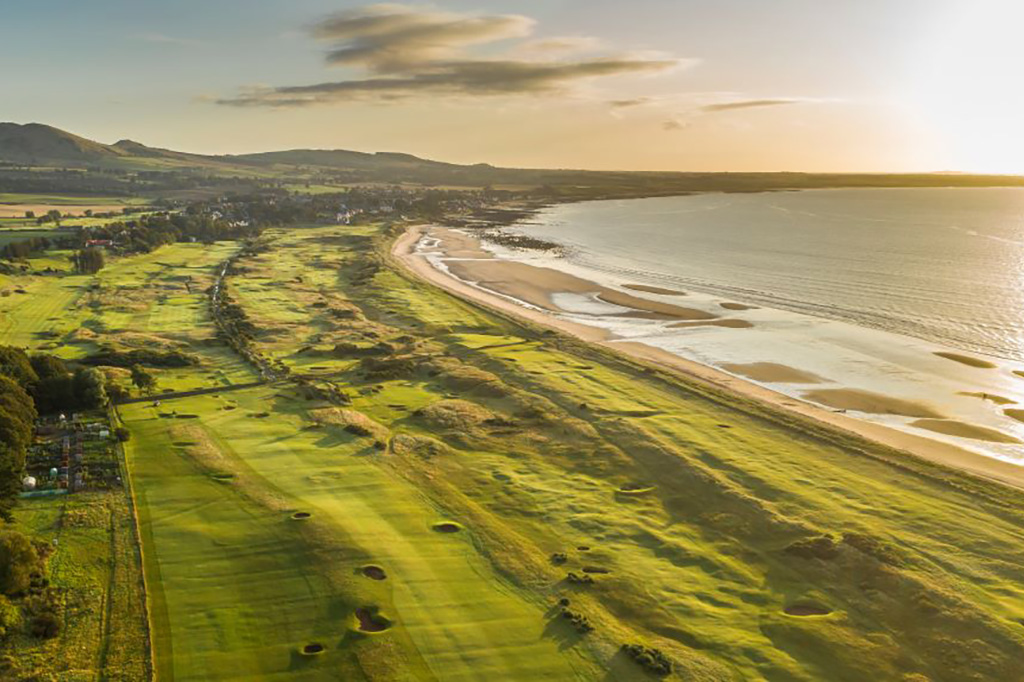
[2, 121, 1024, 199]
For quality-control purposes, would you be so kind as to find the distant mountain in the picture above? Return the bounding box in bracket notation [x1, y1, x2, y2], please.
[0, 123, 129, 165]
[227, 148, 460, 171]
[2, 122, 1023, 199]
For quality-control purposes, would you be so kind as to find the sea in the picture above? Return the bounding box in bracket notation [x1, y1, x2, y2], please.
[487, 188, 1024, 462]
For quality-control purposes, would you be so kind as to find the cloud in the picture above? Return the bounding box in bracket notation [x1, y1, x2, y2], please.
[220, 58, 679, 107]
[609, 97, 654, 109]
[698, 98, 806, 113]
[657, 96, 830, 131]
[217, 4, 687, 107]
[312, 4, 534, 73]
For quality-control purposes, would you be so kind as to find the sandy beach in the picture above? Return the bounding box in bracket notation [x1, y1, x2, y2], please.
[394, 224, 1024, 490]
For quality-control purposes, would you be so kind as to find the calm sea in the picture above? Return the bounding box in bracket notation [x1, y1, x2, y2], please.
[515, 188, 1024, 361]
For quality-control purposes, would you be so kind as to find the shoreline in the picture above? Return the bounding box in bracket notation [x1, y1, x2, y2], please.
[393, 224, 1024, 491]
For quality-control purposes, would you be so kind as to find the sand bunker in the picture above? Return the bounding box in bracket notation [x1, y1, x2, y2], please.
[622, 284, 687, 296]
[803, 389, 945, 418]
[934, 352, 997, 369]
[443, 259, 717, 321]
[720, 302, 758, 311]
[910, 419, 1021, 444]
[723, 363, 825, 384]
[432, 521, 463, 533]
[354, 607, 391, 633]
[668, 319, 754, 329]
[361, 565, 387, 580]
[784, 603, 831, 616]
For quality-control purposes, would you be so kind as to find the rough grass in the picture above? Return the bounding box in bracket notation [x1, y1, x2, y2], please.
[12, 223, 1024, 680]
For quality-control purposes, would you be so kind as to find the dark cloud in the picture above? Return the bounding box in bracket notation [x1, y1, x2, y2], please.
[698, 98, 803, 113]
[217, 4, 683, 107]
[220, 58, 678, 107]
[312, 4, 534, 73]
[609, 97, 653, 109]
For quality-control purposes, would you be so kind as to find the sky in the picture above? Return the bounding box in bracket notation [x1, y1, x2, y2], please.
[2, 0, 1022, 173]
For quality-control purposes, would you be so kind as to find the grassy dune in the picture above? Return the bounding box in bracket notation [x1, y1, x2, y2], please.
[6, 225, 1024, 680]
[119, 223, 1024, 680]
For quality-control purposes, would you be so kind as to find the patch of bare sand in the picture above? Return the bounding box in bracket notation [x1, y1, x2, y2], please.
[803, 388, 945, 419]
[427, 227, 494, 259]
[910, 419, 1022, 444]
[723, 363, 825, 384]
[621, 284, 686, 296]
[1004, 409, 1024, 423]
[720, 302, 758, 311]
[934, 352, 997, 369]
[443, 259, 716, 320]
[669, 319, 754, 329]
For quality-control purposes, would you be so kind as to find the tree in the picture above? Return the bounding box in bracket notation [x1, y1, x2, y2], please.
[72, 247, 105, 274]
[0, 530, 38, 595]
[0, 376, 36, 520]
[23, 211, 34, 220]
[0, 347, 37, 386]
[130, 364, 156, 395]
[72, 368, 107, 408]
[46, 209, 61, 227]
[29, 354, 66, 382]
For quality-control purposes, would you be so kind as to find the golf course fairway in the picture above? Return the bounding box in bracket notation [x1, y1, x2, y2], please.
[7, 223, 1024, 680]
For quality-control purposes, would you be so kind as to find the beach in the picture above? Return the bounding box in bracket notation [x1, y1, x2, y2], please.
[395, 224, 1024, 490]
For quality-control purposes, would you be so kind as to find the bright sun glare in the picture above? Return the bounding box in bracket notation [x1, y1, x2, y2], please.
[913, 1, 1024, 174]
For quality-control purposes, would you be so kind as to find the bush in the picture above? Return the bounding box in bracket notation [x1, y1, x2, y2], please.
[29, 611, 60, 639]
[0, 531, 40, 595]
[114, 426, 131, 442]
[0, 595, 21, 638]
[621, 644, 672, 676]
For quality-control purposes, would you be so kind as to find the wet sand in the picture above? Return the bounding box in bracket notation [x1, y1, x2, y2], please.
[934, 352, 998, 369]
[723, 363, 825, 384]
[802, 388, 945, 418]
[443, 259, 717, 320]
[910, 419, 1022, 444]
[622, 283, 687, 296]
[670, 319, 754, 329]
[394, 225, 1024, 490]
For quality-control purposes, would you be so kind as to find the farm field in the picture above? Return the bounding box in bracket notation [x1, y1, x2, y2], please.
[7, 481, 150, 679]
[4, 224, 1024, 680]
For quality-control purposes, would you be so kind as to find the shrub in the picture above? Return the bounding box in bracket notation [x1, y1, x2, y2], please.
[114, 427, 131, 442]
[0, 595, 21, 638]
[621, 644, 672, 676]
[29, 611, 60, 639]
[0, 531, 40, 595]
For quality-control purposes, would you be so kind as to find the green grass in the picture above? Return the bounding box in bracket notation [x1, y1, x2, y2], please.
[6, 223, 1024, 680]
[6, 482, 149, 679]
[121, 388, 587, 680]
[0, 193, 150, 206]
